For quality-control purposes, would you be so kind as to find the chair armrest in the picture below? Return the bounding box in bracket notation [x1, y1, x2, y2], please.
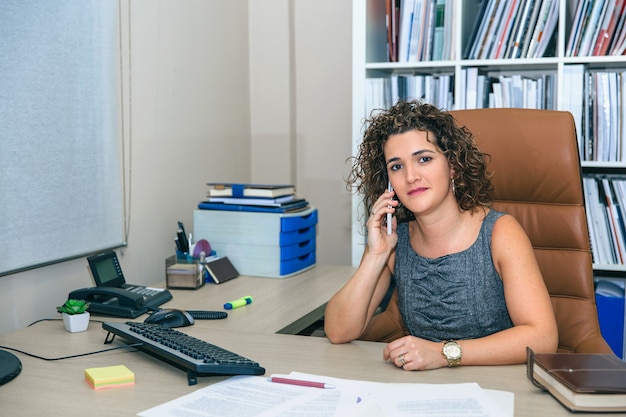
[572, 333, 616, 354]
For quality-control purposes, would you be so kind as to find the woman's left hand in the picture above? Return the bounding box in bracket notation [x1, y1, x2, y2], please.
[383, 335, 448, 371]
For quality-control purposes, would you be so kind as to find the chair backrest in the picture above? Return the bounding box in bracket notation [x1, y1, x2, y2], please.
[360, 108, 612, 354]
[452, 108, 612, 353]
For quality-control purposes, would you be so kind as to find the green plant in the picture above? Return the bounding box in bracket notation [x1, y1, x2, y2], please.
[57, 299, 90, 315]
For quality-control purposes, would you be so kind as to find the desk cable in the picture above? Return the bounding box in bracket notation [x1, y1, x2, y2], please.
[0, 318, 143, 361]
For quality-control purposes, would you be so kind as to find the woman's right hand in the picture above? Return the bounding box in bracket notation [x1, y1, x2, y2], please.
[366, 189, 398, 255]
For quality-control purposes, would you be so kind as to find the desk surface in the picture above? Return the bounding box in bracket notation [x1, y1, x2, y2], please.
[0, 265, 595, 416]
[160, 264, 355, 334]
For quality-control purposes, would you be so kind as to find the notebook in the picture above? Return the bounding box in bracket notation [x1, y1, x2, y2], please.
[87, 251, 172, 309]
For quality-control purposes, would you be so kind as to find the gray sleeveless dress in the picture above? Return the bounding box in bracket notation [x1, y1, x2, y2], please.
[394, 209, 514, 342]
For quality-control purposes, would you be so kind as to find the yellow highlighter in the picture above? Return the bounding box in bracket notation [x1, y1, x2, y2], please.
[224, 296, 253, 310]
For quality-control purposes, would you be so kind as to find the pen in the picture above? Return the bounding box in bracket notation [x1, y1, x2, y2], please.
[174, 237, 184, 253]
[177, 228, 189, 253]
[178, 221, 190, 252]
[268, 376, 336, 389]
[224, 296, 253, 310]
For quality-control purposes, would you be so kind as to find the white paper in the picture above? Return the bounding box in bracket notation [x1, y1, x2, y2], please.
[289, 372, 514, 417]
[138, 372, 514, 417]
[137, 375, 359, 417]
[371, 382, 506, 417]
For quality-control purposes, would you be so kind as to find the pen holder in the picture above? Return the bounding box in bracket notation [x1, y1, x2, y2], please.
[165, 254, 204, 290]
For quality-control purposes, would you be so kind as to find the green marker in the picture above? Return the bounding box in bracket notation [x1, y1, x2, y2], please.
[224, 296, 253, 310]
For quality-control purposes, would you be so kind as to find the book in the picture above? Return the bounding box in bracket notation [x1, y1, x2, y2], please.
[491, 0, 520, 59]
[204, 194, 298, 207]
[525, 0, 555, 58]
[562, 64, 586, 154]
[609, 0, 626, 54]
[84, 365, 135, 390]
[504, 0, 533, 58]
[533, 0, 559, 57]
[431, 0, 446, 60]
[518, 0, 544, 58]
[566, 0, 590, 55]
[198, 199, 309, 213]
[463, 0, 490, 59]
[421, 0, 436, 61]
[203, 256, 239, 284]
[474, 0, 501, 59]
[398, 0, 416, 62]
[467, 0, 497, 59]
[574, 0, 604, 56]
[206, 183, 295, 198]
[528, 348, 626, 412]
[478, 0, 508, 59]
[592, 0, 617, 55]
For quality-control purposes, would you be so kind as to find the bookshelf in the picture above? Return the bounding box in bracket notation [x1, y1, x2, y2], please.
[351, 0, 626, 281]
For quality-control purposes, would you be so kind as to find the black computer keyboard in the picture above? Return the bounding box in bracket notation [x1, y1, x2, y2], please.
[102, 321, 265, 385]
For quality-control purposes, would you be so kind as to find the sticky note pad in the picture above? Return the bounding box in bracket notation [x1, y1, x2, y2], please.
[84, 365, 135, 390]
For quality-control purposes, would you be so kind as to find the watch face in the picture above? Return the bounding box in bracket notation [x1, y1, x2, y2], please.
[444, 342, 461, 359]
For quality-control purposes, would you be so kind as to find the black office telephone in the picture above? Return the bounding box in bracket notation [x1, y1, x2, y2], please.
[69, 287, 148, 318]
[69, 250, 173, 318]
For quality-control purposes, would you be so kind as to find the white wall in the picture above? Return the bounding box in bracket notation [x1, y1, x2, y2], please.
[0, 0, 353, 335]
[249, 1, 353, 266]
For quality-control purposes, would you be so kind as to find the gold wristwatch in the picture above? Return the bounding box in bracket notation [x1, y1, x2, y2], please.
[442, 340, 462, 367]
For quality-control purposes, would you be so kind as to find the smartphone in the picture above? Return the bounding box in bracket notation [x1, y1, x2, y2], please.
[387, 181, 393, 235]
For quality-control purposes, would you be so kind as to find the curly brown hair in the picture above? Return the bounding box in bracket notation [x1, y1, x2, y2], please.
[347, 100, 493, 223]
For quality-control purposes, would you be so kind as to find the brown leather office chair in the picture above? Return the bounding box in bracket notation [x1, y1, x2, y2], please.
[359, 108, 613, 355]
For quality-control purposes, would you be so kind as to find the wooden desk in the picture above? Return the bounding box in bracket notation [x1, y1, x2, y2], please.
[0, 265, 594, 416]
[159, 264, 355, 334]
[0, 321, 594, 417]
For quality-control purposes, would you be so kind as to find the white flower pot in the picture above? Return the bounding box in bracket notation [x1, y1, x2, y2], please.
[62, 312, 90, 333]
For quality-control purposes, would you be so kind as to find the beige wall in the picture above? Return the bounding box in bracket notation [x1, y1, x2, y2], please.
[0, 0, 352, 335]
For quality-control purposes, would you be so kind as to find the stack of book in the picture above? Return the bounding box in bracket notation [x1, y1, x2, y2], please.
[194, 183, 316, 278]
[386, 0, 457, 63]
[198, 183, 309, 213]
[567, 0, 626, 57]
[464, 0, 559, 60]
[583, 174, 626, 266]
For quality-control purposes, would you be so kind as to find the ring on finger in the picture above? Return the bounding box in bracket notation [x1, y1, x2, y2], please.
[398, 353, 406, 366]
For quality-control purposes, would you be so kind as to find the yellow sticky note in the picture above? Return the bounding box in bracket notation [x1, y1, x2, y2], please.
[84, 365, 135, 390]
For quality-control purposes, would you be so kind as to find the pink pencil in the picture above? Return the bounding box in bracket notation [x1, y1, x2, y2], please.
[267, 376, 336, 389]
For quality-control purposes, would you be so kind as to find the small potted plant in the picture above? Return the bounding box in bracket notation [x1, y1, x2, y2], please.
[57, 299, 91, 333]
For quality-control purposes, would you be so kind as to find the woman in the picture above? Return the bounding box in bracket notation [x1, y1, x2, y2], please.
[324, 101, 557, 370]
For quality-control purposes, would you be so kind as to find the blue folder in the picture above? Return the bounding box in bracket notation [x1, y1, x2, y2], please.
[198, 199, 309, 213]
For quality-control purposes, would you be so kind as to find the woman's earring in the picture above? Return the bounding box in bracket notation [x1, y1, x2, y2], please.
[451, 178, 456, 194]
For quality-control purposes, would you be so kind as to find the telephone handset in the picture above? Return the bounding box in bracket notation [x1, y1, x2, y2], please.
[68, 287, 148, 318]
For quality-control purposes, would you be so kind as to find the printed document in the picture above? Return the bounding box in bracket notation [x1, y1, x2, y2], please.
[138, 372, 513, 417]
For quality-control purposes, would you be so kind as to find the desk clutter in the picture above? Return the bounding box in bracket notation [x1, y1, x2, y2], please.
[168, 220, 240, 288]
[194, 182, 317, 278]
